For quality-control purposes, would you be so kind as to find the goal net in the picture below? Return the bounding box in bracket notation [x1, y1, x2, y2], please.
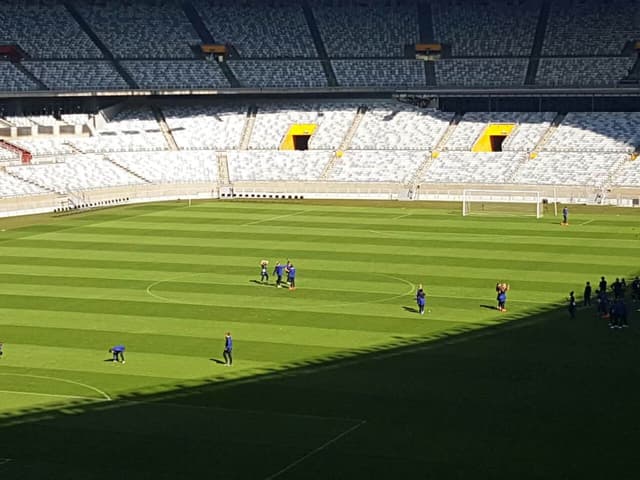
[462, 189, 543, 218]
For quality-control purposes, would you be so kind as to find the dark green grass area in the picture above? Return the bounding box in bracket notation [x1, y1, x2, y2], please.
[0, 200, 638, 479]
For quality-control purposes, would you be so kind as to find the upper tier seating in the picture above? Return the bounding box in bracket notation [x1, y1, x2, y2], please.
[0, 171, 48, 197]
[542, 0, 639, 55]
[121, 60, 229, 89]
[444, 112, 554, 151]
[313, 2, 418, 57]
[350, 104, 452, 150]
[228, 60, 327, 88]
[108, 151, 218, 183]
[22, 61, 128, 91]
[328, 150, 426, 183]
[74, 0, 200, 59]
[193, 0, 317, 58]
[421, 152, 526, 184]
[227, 151, 332, 181]
[0, 2, 102, 58]
[431, 0, 540, 56]
[0, 148, 19, 161]
[162, 104, 247, 151]
[536, 57, 636, 87]
[249, 103, 358, 150]
[6, 155, 145, 193]
[435, 59, 528, 88]
[543, 112, 640, 153]
[332, 60, 426, 88]
[0, 62, 39, 91]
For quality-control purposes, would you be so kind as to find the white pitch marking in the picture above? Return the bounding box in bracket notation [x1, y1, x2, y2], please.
[242, 209, 309, 226]
[390, 213, 411, 221]
[264, 420, 366, 480]
[0, 389, 102, 401]
[0, 373, 111, 401]
[579, 219, 595, 226]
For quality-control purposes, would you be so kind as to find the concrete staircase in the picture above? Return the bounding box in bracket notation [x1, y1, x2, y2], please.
[319, 106, 367, 180]
[5, 169, 58, 194]
[525, 0, 551, 85]
[217, 152, 231, 185]
[301, 0, 337, 86]
[105, 156, 151, 183]
[433, 112, 463, 152]
[530, 112, 565, 157]
[152, 106, 179, 151]
[239, 106, 258, 150]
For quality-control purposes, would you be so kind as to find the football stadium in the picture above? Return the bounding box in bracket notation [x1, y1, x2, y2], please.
[0, 0, 639, 478]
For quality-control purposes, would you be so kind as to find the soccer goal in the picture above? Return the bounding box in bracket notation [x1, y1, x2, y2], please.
[462, 189, 544, 218]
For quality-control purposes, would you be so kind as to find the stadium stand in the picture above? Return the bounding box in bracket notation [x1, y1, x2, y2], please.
[21, 61, 129, 91]
[0, 2, 102, 59]
[542, 0, 639, 55]
[512, 152, 628, 186]
[435, 58, 528, 88]
[228, 60, 327, 88]
[421, 152, 527, 184]
[536, 57, 636, 87]
[193, 0, 318, 58]
[121, 60, 230, 89]
[611, 159, 640, 187]
[328, 150, 426, 183]
[312, 2, 418, 58]
[162, 104, 247, 151]
[350, 104, 452, 150]
[227, 151, 332, 181]
[0, 171, 47, 197]
[332, 59, 426, 88]
[10, 138, 76, 157]
[108, 151, 218, 183]
[444, 112, 554, 151]
[0, 62, 39, 91]
[543, 112, 640, 153]
[431, 0, 540, 56]
[73, 0, 200, 59]
[6, 155, 145, 193]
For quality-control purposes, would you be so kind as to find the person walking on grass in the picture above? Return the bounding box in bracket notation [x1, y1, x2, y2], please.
[288, 264, 297, 291]
[109, 345, 125, 364]
[562, 206, 569, 225]
[416, 284, 426, 315]
[223, 332, 233, 366]
[273, 261, 285, 288]
[260, 260, 269, 284]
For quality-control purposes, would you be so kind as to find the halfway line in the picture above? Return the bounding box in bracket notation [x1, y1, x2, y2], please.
[243, 209, 309, 226]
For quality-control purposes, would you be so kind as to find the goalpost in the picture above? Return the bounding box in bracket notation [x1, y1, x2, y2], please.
[462, 189, 544, 218]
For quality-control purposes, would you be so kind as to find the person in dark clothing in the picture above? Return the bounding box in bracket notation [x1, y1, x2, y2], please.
[109, 345, 125, 363]
[599, 276, 607, 295]
[0, 341, 4, 359]
[416, 284, 426, 315]
[612, 278, 623, 300]
[285, 260, 293, 285]
[288, 265, 296, 291]
[583, 281, 592, 307]
[632, 276, 640, 302]
[273, 261, 285, 288]
[562, 207, 569, 225]
[568, 291, 577, 318]
[223, 332, 233, 366]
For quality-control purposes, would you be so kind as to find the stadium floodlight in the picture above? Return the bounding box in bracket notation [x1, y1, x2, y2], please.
[462, 189, 543, 218]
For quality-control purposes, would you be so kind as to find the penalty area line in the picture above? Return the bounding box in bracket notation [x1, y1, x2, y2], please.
[263, 420, 366, 480]
[579, 219, 595, 226]
[243, 209, 309, 226]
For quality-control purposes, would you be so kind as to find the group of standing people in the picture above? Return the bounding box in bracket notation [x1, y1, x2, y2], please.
[260, 259, 296, 290]
[575, 275, 639, 328]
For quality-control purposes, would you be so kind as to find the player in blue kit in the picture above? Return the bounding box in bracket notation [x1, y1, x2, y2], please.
[288, 264, 297, 291]
[109, 345, 125, 363]
[223, 332, 233, 366]
[273, 261, 285, 288]
[416, 284, 426, 315]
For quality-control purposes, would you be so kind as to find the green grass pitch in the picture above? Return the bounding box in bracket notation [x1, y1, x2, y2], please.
[0, 200, 638, 479]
